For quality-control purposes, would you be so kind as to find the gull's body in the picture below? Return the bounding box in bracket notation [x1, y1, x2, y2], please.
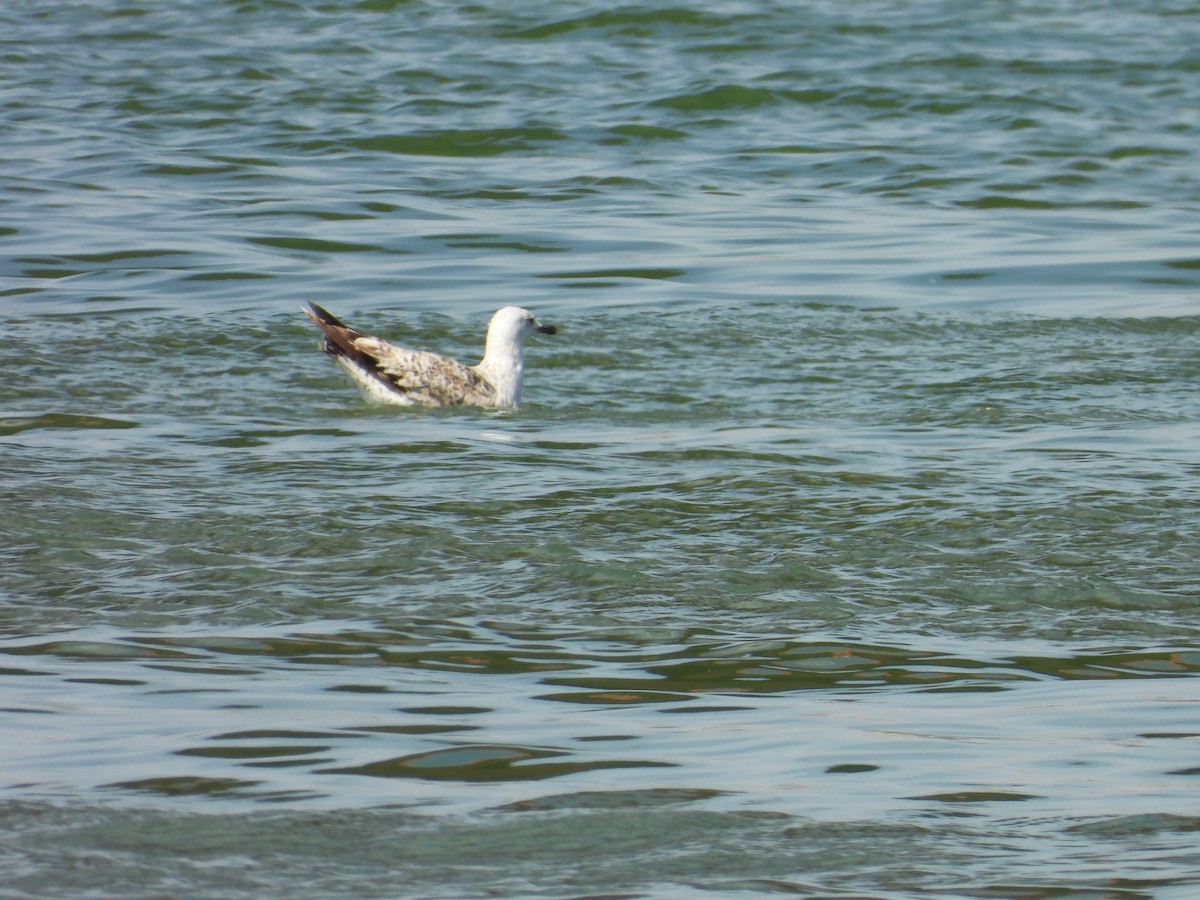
[302, 303, 556, 409]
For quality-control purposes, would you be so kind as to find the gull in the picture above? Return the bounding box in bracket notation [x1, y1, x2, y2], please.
[302, 302, 557, 409]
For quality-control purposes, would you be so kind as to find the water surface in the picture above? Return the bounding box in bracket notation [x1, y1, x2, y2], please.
[3, 1, 1200, 897]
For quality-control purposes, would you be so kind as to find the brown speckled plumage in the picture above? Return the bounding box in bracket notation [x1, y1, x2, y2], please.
[302, 302, 555, 410]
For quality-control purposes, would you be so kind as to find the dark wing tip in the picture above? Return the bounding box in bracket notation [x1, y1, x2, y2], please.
[301, 302, 363, 361]
[304, 302, 347, 329]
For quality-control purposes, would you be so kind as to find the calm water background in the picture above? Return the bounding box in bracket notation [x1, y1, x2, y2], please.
[3, 1, 1200, 897]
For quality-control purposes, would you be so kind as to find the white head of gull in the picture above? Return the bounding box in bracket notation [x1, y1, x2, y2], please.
[302, 303, 556, 410]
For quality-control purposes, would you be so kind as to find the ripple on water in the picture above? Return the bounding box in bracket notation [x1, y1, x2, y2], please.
[4, 1, 1200, 896]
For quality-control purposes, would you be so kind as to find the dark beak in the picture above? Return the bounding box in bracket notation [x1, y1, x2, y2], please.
[538, 323, 557, 335]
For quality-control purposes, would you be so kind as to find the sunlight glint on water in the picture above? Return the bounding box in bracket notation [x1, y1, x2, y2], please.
[2, 0, 1200, 897]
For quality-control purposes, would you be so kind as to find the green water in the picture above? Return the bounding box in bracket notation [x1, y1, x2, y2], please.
[3, 1, 1200, 897]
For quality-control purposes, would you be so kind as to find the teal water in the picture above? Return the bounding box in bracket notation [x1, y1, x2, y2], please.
[3, 1, 1200, 898]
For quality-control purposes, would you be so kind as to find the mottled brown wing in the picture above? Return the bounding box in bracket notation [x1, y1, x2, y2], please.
[354, 337, 498, 407]
[304, 303, 498, 407]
